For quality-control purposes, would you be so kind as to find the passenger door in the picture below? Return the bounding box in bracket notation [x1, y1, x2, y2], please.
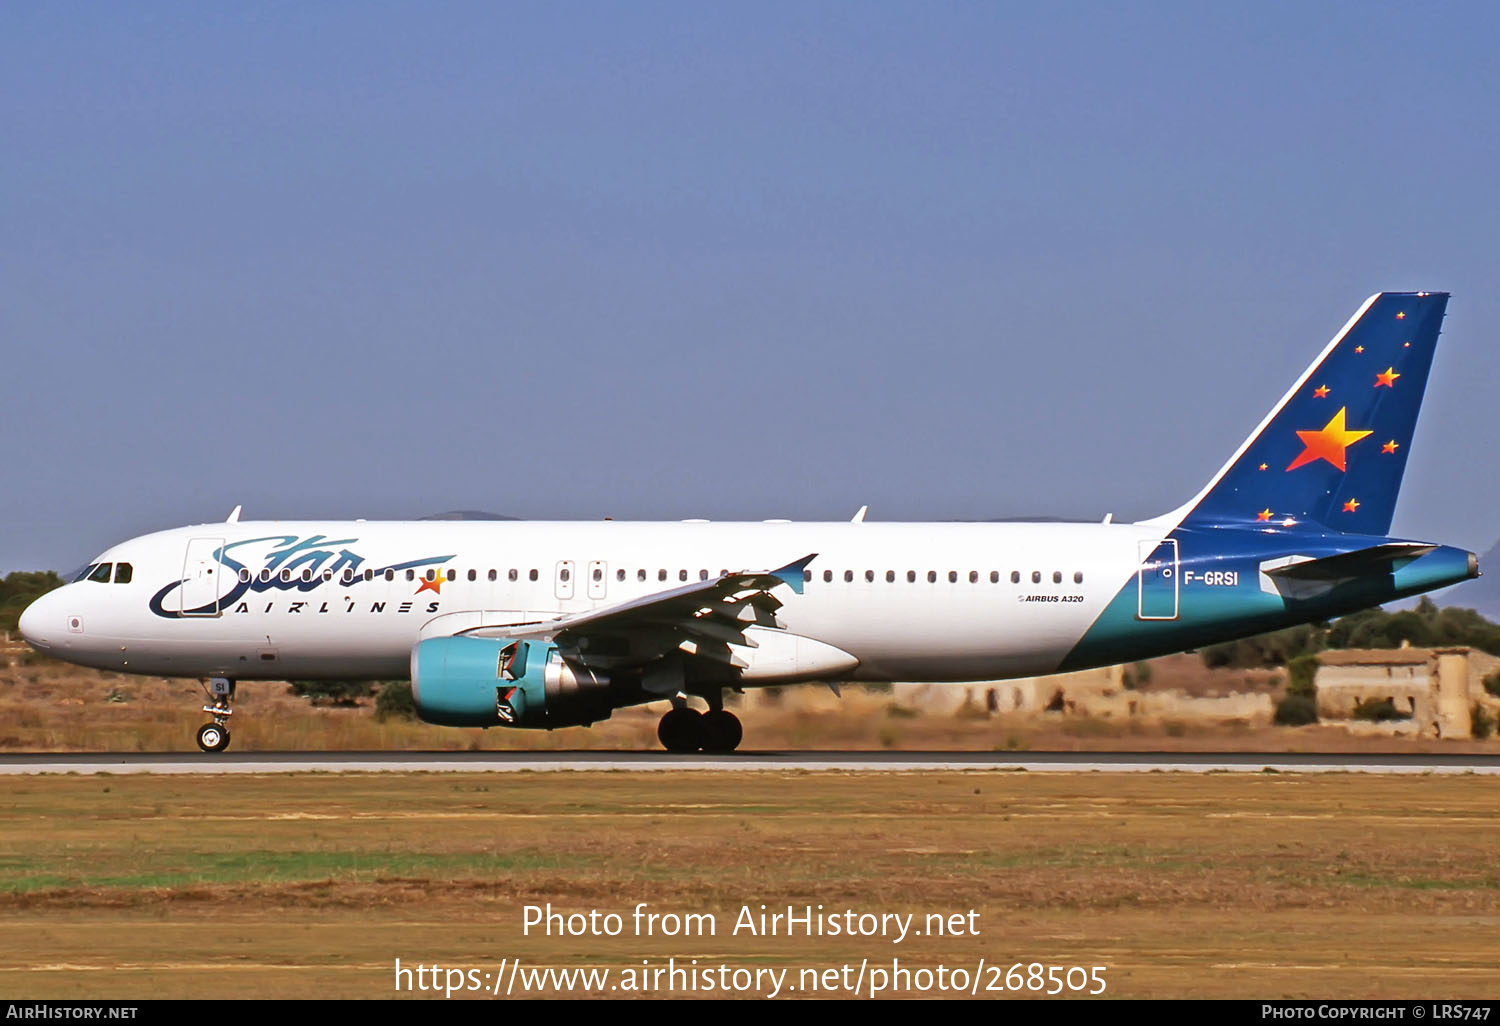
[1136, 539, 1179, 620]
[555, 560, 575, 601]
[180, 537, 225, 616]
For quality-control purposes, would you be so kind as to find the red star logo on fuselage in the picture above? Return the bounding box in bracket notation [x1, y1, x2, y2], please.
[416, 574, 443, 595]
[1286, 407, 1373, 472]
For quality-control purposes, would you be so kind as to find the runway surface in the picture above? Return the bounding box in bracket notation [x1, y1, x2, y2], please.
[0, 750, 1497, 774]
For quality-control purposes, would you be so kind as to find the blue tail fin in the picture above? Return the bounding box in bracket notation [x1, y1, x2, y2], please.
[1164, 291, 1448, 535]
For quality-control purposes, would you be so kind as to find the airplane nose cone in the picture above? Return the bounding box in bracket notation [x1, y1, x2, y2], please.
[17, 593, 59, 650]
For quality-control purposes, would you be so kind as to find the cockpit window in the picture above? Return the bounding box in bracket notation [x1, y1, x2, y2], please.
[88, 563, 113, 584]
[74, 564, 98, 583]
[113, 563, 133, 584]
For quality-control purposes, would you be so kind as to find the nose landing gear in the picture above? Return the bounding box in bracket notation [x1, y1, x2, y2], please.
[195, 677, 235, 753]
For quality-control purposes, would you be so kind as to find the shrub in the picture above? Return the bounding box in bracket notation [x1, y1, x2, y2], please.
[1472, 703, 1495, 740]
[1484, 671, 1500, 699]
[287, 680, 377, 706]
[1122, 662, 1152, 690]
[375, 680, 416, 721]
[1274, 694, 1318, 726]
[1286, 653, 1320, 697]
[1200, 623, 1326, 669]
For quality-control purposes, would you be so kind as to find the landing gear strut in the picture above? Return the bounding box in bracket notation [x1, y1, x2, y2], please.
[656, 693, 743, 754]
[196, 677, 235, 753]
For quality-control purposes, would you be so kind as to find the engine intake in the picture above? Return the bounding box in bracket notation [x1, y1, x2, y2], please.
[410, 636, 614, 728]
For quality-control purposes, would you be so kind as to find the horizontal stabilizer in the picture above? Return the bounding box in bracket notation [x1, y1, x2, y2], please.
[1262, 542, 1436, 582]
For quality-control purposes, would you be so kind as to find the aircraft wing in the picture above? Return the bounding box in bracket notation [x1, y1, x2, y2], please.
[455, 554, 817, 671]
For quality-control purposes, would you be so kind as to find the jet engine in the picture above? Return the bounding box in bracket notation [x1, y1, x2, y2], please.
[410, 636, 614, 728]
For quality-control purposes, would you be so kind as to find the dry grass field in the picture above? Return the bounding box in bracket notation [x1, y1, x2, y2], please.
[2, 771, 1498, 999]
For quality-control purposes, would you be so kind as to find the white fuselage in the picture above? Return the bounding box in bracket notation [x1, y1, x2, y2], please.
[20, 519, 1153, 683]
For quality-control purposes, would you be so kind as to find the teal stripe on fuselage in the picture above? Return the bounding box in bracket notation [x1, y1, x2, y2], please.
[1058, 529, 1474, 672]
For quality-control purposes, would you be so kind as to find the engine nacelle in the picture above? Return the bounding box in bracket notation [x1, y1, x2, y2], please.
[410, 636, 615, 728]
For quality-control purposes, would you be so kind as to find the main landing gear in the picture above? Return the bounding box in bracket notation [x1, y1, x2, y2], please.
[195, 677, 235, 753]
[657, 693, 743, 754]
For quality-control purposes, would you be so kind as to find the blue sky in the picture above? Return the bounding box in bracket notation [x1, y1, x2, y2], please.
[3, 2, 1498, 572]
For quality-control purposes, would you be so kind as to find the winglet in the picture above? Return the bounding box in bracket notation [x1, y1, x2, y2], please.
[772, 553, 818, 595]
[851, 505, 868, 523]
[226, 505, 242, 524]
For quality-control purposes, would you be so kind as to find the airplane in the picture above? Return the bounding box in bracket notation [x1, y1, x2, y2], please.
[18, 291, 1478, 753]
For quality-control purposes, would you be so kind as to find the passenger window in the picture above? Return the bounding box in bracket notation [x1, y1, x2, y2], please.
[844, 570, 854, 583]
[446, 569, 456, 582]
[385, 570, 395, 582]
[114, 563, 133, 584]
[907, 571, 916, 583]
[405, 570, 415, 582]
[301, 569, 312, 582]
[1074, 572, 1084, 584]
[488, 569, 497, 582]
[281, 569, 293, 583]
[1053, 571, 1062, 584]
[679, 570, 688, 582]
[823, 570, 833, 583]
[638, 569, 647, 582]
[927, 571, 937, 583]
[426, 569, 437, 582]
[969, 571, 978, 584]
[948, 571, 958, 583]
[243, 569, 255, 583]
[560, 568, 570, 582]
[886, 570, 895, 583]
[1031, 571, 1041, 584]
[865, 570, 875, 583]
[616, 569, 625, 582]
[659, 569, 668, 582]
[1011, 571, 1020, 584]
[364, 569, 374, 581]
[990, 571, 999, 583]
[699, 570, 709, 581]
[322, 569, 334, 581]
[803, 570, 812, 582]
[467, 569, 477, 582]
[529, 569, 538, 581]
